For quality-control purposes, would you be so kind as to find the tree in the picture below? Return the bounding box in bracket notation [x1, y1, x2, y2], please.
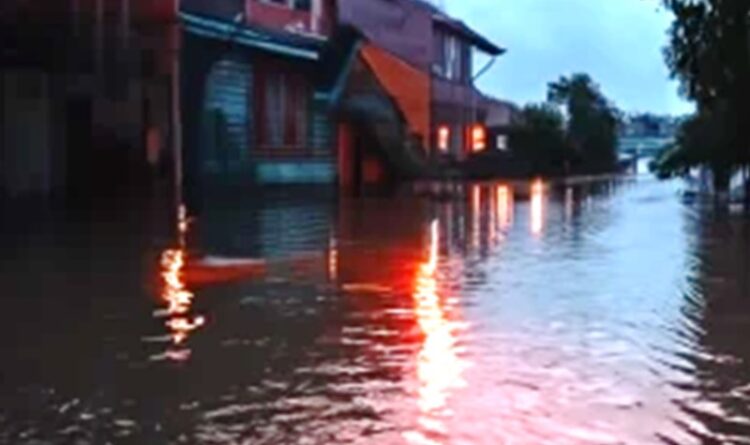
[547, 74, 621, 173]
[660, 0, 750, 193]
[651, 108, 736, 190]
[508, 104, 575, 176]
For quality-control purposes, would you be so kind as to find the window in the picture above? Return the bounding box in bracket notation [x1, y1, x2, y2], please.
[496, 135, 508, 151]
[295, 0, 312, 11]
[256, 67, 309, 149]
[260, 0, 311, 11]
[445, 35, 461, 80]
[433, 30, 468, 82]
[437, 125, 450, 152]
[471, 125, 487, 152]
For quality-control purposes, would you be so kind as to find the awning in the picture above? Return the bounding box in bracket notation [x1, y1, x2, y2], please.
[359, 44, 431, 146]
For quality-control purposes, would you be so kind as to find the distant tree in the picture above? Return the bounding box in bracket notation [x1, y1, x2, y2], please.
[660, 0, 750, 193]
[547, 74, 621, 173]
[509, 104, 575, 176]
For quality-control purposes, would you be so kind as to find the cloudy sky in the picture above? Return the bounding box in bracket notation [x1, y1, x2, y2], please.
[443, 0, 695, 115]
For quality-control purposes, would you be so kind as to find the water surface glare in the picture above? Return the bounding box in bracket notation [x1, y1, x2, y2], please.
[1, 176, 750, 444]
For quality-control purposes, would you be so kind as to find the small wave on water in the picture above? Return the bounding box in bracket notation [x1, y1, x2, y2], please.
[1, 179, 749, 444]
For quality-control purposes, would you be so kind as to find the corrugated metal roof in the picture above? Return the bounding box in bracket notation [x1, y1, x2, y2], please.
[180, 12, 323, 60]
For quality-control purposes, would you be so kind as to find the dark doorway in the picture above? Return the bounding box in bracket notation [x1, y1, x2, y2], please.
[64, 96, 93, 196]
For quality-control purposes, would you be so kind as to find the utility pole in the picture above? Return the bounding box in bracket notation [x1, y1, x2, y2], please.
[171, 0, 184, 215]
[94, 0, 103, 75]
[120, 0, 130, 50]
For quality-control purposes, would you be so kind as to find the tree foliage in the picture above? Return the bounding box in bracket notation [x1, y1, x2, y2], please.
[664, 0, 750, 110]
[651, 107, 736, 189]
[548, 74, 621, 173]
[509, 73, 621, 176]
[509, 104, 573, 175]
[655, 0, 750, 190]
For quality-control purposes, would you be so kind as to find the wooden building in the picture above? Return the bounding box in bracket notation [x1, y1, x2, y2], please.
[180, 0, 339, 189]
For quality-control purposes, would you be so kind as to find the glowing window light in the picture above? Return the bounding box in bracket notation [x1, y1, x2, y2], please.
[471, 125, 486, 152]
[437, 125, 450, 152]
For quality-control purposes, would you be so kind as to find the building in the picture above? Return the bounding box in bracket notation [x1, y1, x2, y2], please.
[484, 97, 519, 152]
[180, 0, 339, 190]
[1, 0, 509, 198]
[0, 0, 181, 198]
[180, 0, 507, 191]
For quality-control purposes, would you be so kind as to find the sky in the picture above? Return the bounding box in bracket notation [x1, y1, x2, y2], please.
[443, 0, 695, 116]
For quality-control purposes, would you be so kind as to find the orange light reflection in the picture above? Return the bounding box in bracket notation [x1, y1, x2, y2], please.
[470, 185, 481, 251]
[408, 220, 467, 442]
[496, 185, 513, 230]
[156, 205, 205, 361]
[531, 180, 545, 236]
[328, 236, 339, 282]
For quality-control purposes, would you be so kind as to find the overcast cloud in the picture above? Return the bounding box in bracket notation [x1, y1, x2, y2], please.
[443, 0, 694, 115]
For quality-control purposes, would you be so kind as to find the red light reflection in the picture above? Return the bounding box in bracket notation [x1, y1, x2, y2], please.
[407, 220, 468, 442]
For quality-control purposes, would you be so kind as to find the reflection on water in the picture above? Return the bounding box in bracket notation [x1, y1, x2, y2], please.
[530, 179, 545, 236]
[496, 185, 514, 230]
[471, 185, 482, 251]
[407, 220, 468, 445]
[1, 177, 750, 444]
[152, 205, 205, 362]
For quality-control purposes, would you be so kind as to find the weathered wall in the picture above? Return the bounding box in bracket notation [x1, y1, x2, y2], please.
[184, 34, 336, 186]
[0, 71, 54, 196]
[256, 161, 335, 184]
[245, 0, 330, 35]
[432, 75, 485, 114]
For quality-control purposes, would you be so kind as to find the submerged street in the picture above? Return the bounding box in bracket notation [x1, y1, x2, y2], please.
[1, 172, 749, 444]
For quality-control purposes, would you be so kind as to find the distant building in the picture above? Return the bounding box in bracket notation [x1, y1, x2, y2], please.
[621, 113, 681, 139]
[483, 97, 519, 152]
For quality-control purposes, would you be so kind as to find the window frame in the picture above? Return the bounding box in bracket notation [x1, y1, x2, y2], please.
[255, 64, 310, 151]
[432, 29, 471, 83]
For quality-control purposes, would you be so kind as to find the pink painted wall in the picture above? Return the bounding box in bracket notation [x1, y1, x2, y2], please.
[246, 0, 332, 37]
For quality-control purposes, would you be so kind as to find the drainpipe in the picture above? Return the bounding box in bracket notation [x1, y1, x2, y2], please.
[473, 55, 497, 84]
[172, 0, 183, 214]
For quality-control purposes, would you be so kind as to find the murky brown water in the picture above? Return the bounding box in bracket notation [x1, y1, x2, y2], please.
[1, 175, 750, 444]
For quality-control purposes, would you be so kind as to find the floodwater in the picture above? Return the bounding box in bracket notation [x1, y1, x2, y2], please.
[1, 174, 750, 445]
